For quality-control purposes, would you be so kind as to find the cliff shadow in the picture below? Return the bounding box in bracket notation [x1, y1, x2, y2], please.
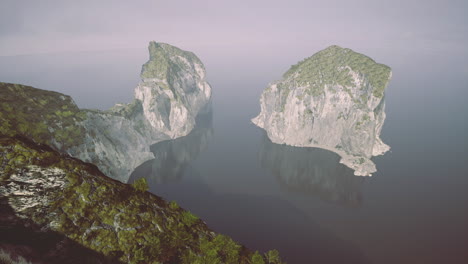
[258, 132, 365, 207]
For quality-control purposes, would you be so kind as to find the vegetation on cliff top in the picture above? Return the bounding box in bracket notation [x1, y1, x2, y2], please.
[0, 82, 87, 150]
[282, 45, 391, 98]
[0, 136, 284, 264]
[140, 41, 203, 80]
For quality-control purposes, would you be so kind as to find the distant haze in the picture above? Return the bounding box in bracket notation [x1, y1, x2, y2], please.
[0, 0, 467, 111]
[0, 0, 467, 59]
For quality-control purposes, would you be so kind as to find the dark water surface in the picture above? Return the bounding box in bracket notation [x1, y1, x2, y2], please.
[1, 48, 467, 264]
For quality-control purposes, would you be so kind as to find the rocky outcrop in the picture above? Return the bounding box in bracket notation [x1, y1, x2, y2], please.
[0, 136, 283, 264]
[252, 45, 391, 176]
[137, 42, 212, 138]
[0, 42, 212, 182]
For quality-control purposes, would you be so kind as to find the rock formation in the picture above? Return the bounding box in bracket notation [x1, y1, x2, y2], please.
[252, 45, 391, 176]
[0, 42, 212, 182]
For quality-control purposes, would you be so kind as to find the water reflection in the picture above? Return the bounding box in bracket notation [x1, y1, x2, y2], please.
[128, 109, 213, 186]
[258, 133, 364, 207]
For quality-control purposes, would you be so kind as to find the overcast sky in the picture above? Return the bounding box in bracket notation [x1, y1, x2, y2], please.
[0, 0, 467, 57]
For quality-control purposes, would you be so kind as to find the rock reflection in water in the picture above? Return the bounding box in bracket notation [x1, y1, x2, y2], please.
[128, 109, 213, 186]
[258, 133, 364, 207]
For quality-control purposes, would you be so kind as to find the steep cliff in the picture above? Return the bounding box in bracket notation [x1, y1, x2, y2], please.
[0, 136, 283, 263]
[252, 45, 391, 176]
[136, 42, 212, 138]
[0, 42, 212, 182]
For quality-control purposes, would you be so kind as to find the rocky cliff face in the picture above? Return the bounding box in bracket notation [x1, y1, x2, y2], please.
[252, 45, 391, 176]
[136, 42, 212, 138]
[0, 42, 212, 182]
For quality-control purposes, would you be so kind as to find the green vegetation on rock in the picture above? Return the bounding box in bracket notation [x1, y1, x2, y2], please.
[0, 136, 285, 264]
[0, 82, 86, 150]
[131, 177, 149, 192]
[107, 99, 143, 119]
[139, 42, 206, 103]
[282, 45, 391, 98]
[140, 41, 203, 80]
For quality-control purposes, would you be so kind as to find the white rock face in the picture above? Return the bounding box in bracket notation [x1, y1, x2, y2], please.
[67, 42, 212, 182]
[252, 45, 391, 176]
[0, 166, 68, 215]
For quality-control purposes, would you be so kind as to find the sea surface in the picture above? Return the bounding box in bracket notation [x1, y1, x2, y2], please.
[1, 47, 467, 264]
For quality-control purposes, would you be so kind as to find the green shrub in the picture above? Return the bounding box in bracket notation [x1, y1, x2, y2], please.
[169, 200, 179, 210]
[250, 251, 265, 264]
[132, 178, 149, 192]
[181, 211, 199, 226]
[265, 249, 282, 264]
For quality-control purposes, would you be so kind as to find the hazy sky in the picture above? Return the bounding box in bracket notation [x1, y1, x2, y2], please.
[1, 0, 467, 57]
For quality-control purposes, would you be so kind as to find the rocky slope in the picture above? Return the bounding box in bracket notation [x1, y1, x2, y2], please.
[252, 45, 391, 176]
[0, 135, 283, 264]
[0, 42, 212, 182]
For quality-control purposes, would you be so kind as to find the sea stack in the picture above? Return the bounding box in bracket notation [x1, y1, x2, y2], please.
[252, 45, 391, 176]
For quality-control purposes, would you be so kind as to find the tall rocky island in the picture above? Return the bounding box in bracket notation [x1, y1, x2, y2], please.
[252, 45, 391, 176]
[0, 42, 212, 182]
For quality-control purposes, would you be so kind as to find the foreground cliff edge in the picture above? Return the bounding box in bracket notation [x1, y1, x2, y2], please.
[0, 41, 211, 183]
[252, 45, 391, 176]
[0, 136, 284, 263]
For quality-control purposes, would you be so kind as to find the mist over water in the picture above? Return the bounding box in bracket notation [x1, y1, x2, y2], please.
[0, 45, 467, 263]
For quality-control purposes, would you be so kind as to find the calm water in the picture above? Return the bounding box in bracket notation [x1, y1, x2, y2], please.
[1, 48, 467, 264]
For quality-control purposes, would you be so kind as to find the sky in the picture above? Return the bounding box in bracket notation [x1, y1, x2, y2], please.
[1, 0, 467, 58]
